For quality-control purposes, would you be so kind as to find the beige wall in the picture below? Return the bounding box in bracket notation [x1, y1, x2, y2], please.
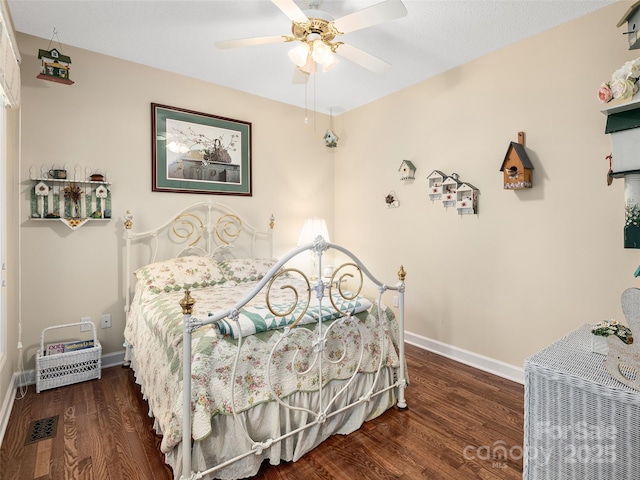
[4, 2, 639, 380]
[334, 2, 638, 366]
[13, 32, 335, 370]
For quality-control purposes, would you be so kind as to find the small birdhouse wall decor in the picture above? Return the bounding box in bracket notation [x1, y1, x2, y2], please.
[500, 132, 533, 189]
[398, 160, 416, 181]
[617, 1, 640, 50]
[427, 170, 447, 200]
[456, 182, 479, 215]
[442, 174, 461, 207]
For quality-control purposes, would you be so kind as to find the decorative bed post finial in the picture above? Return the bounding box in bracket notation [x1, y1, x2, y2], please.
[124, 210, 133, 230]
[180, 290, 196, 315]
[398, 265, 406, 282]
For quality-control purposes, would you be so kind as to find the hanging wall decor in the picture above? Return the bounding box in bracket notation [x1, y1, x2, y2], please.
[456, 182, 479, 215]
[324, 107, 339, 148]
[29, 165, 111, 230]
[426, 170, 479, 215]
[324, 129, 339, 148]
[398, 160, 416, 181]
[442, 174, 461, 207]
[385, 190, 399, 208]
[499, 131, 533, 189]
[37, 29, 74, 85]
[427, 170, 447, 200]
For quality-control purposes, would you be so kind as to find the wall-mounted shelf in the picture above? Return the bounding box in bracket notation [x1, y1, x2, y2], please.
[29, 166, 112, 230]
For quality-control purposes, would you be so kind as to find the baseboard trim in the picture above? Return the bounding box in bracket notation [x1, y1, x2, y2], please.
[405, 330, 524, 384]
[0, 371, 19, 448]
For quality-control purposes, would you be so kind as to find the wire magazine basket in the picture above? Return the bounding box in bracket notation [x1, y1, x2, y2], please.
[36, 321, 102, 393]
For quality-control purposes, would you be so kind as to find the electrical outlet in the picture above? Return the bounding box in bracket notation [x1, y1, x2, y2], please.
[393, 296, 399, 308]
[100, 314, 111, 329]
[80, 317, 92, 332]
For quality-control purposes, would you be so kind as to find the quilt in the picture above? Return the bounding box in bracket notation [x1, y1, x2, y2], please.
[124, 279, 400, 454]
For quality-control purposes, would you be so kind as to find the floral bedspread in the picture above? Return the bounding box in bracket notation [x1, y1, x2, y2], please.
[124, 280, 400, 454]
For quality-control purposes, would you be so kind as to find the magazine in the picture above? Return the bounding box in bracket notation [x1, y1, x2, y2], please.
[45, 339, 95, 355]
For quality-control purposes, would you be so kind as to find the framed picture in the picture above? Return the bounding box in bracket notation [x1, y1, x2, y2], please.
[152, 103, 252, 196]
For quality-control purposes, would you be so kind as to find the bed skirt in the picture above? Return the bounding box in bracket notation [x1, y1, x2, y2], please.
[127, 343, 397, 480]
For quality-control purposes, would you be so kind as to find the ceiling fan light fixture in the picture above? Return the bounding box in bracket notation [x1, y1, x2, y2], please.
[288, 42, 310, 67]
[299, 53, 317, 74]
[311, 38, 331, 63]
[321, 52, 339, 72]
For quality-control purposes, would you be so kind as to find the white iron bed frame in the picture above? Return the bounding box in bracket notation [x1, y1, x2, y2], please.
[123, 202, 407, 480]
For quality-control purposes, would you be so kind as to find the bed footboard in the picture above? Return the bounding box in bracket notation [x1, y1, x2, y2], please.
[178, 238, 407, 480]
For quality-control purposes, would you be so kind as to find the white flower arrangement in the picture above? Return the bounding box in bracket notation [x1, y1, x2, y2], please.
[591, 319, 633, 344]
[598, 58, 640, 103]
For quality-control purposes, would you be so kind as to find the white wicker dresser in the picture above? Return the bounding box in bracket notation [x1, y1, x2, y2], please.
[524, 325, 640, 480]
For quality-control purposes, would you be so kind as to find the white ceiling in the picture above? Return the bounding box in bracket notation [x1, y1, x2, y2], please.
[7, 0, 617, 114]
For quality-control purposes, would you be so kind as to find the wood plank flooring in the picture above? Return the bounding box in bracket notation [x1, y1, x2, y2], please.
[0, 344, 524, 479]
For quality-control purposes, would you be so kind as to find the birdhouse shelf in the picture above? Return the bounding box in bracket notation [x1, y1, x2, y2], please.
[500, 132, 533, 189]
[456, 183, 479, 215]
[442, 174, 461, 207]
[37, 47, 74, 85]
[427, 170, 447, 200]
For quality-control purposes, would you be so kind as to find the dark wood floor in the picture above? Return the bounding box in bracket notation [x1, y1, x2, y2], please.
[0, 343, 524, 479]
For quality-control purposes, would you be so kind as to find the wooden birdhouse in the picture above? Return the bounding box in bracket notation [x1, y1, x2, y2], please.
[456, 182, 479, 215]
[37, 48, 74, 85]
[442, 174, 461, 207]
[427, 170, 447, 200]
[617, 1, 640, 50]
[602, 98, 640, 176]
[398, 160, 416, 181]
[500, 132, 533, 189]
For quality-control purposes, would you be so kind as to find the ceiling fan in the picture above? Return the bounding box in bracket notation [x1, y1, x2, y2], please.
[215, 0, 408, 75]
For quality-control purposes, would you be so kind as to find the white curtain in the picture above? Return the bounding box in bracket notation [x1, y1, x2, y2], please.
[0, 0, 20, 109]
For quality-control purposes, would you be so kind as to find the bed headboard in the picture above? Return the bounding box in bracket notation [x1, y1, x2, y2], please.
[123, 201, 274, 312]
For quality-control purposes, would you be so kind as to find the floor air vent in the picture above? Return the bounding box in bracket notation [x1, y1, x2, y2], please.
[24, 415, 58, 445]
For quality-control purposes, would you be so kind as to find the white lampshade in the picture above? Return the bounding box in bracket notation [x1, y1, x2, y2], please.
[298, 217, 330, 246]
[321, 52, 339, 72]
[311, 39, 331, 64]
[288, 43, 310, 67]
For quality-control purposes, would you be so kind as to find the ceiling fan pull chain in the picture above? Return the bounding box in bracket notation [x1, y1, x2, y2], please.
[304, 76, 309, 124]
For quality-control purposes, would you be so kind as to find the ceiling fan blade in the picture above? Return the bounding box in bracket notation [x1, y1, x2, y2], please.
[333, 0, 407, 34]
[271, 0, 308, 23]
[215, 35, 288, 49]
[335, 43, 391, 74]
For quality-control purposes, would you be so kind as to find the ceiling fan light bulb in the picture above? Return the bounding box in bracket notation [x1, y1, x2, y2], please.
[288, 43, 310, 67]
